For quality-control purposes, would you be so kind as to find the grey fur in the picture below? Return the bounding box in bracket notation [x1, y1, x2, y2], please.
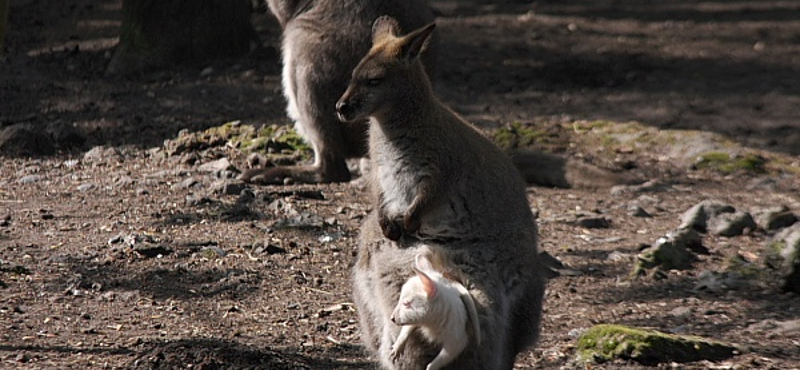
[239, 0, 436, 184]
[342, 19, 545, 369]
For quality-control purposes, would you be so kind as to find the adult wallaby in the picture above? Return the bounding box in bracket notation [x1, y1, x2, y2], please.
[340, 17, 545, 369]
[239, 0, 436, 184]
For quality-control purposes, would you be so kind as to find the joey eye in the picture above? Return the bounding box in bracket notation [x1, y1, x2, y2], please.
[402, 300, 412, 308]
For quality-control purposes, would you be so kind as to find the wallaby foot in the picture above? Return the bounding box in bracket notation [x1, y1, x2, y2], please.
[239, 161, 351, 185]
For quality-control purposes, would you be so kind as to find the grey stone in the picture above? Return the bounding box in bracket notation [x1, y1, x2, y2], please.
[763, 223, 800, 293]
[76, 183, 96, 192]
[751, 206, 797, 232]
[679, 200, 735, 232]
[635, 229, 705, 275]
[577, 216, 611, 229]
[176, 177, 200, 190]
[628, 205, 652, 218]
[210, 181, 248, 196]
[16, 175, 44, 184]
[198, 158, 234, 173]
[708, 210, 757, 237]
[84, 146, 122, 162]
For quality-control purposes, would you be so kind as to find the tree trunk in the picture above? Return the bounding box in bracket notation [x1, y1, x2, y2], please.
[107, 0, 256, 75]
[0, 0, 9, 54]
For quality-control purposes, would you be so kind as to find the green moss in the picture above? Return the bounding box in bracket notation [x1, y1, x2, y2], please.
[165, 122, 311, 160]
[576, 324, 737, 365]
[694, 151, 766, 173]
[493, 122, 549, 149]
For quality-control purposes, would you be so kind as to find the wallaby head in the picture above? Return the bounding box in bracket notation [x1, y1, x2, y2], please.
[390, 254, 439, 326]
[336, 16, 436, 123]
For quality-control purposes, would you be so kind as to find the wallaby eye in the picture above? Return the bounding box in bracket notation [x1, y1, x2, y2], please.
[366, 77, 383, 86]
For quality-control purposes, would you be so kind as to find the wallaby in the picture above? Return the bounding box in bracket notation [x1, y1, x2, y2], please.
[390, 253, 481, 370]
[343, 17, 545, 369]
[239, 0, 436, 184]
[242, 1, 631, 188]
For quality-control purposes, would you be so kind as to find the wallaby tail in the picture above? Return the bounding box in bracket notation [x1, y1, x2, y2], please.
[458, 286, 482, 345]
[507, 149, 636, 189]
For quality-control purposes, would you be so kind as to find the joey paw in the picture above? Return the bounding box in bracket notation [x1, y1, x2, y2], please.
[390, 346, 403, 362]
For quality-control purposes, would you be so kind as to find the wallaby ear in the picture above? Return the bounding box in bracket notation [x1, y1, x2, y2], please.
[399, 22, 436, 60]
[372, 16, 401, 45]
[413, 266, 438, 298]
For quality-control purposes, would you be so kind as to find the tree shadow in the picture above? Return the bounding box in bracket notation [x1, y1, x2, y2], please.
[128, 338, 372, 370]
[435, 0, 800, 156]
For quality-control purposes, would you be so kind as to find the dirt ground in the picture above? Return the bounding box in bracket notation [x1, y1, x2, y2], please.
[2, 0, 800, 369]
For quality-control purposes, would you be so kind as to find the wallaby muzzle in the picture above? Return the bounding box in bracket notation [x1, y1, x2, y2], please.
[335, 96, 360, 122]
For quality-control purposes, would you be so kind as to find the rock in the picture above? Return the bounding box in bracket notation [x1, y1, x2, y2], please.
[763, 223, 800, 293]
[679, 200, 735, 232]
[610, 180, 670, 196]
[576, 216, 611, 229]
[575, 324, 738, 365]
[751, 206, 797, 232]
[197, 158, 234, 172]
[83, 146, 123, 163]
[707, 210, 757, 237]
[76, 183, 96, 192]
[209, 180, 248, 196]
[272, 213, 325, 230]
[198, 157, 235, 173]
[627, 205, 652, 218]
[133, 244, 173, 258]
[176, 177, 200, 190]
[634, 229, 704, 275]
[16, 174, 44, 184]
[0, 125, 56, 156]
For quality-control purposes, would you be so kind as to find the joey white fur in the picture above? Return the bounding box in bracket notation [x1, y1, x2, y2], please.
[389, 253, 481, 370]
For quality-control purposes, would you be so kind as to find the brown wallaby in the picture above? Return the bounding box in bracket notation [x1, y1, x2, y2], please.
[239, 0, 436, 184]
[340, 17, 545, 369]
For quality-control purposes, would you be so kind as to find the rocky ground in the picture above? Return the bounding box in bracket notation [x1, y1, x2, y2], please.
[2, 0, 800, 369]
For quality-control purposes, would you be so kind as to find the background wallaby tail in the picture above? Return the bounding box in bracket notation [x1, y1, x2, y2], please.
[508, 149, 635, 189]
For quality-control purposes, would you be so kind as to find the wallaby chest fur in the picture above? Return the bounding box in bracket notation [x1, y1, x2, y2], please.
[340, 17, 545, 370]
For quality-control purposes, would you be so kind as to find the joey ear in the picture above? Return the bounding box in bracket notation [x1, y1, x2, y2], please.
[399, 22, 436, 60]
[413, 266, 438, 298]
[414, 253, 434, 273]
[372, 16, 401, 45]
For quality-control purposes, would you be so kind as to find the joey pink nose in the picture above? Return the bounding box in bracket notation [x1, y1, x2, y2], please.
[390, 314, 396, 323]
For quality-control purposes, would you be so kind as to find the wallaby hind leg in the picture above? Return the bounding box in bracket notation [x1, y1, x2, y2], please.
[240, 44, 360, 184]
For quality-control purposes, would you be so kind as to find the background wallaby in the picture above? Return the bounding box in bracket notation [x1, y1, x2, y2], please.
[390, 252, 481, 370]
[239, 0, 436, 184]
[342, 17, 545, 369]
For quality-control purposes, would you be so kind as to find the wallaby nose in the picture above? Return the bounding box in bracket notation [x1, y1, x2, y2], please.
[335, 100, 351, 117]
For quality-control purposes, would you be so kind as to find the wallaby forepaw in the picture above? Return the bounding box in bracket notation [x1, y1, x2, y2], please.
[379, 214, 403, 241]
[403, 212, 421, 234]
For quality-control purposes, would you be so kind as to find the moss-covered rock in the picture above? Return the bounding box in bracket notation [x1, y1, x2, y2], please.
[164, 122, 311, 160]
[693, 151, 766, 174]
[576, 324, 738, 365]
